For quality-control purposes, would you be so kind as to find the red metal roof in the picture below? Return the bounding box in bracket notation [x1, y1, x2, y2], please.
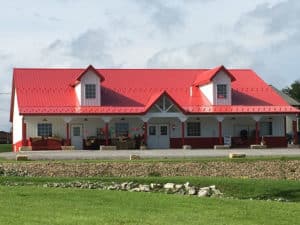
[10, 66, 300, 119]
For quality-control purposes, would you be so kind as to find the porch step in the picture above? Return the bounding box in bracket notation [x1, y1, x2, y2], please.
[100, 145, 117, 150]
[61, 146, 76, 150]
[214, 145, 230, 149]
[182, 145, 192, 150]
[19, 146, 32, 151]
[229, 153, 246, 159]
[16, 154, 29, 161]
[250, 144, 267, 149]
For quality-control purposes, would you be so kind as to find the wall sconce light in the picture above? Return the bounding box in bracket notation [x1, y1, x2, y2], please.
[120, 117, 125, 121]
[84, 118, 88, 121]
[42, 118, 48, 122]
[172, 124, 176, 130]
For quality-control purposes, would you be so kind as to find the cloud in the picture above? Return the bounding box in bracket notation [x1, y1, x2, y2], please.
[42, 28, 116, 67]
[135, 0, 186, 33]
[147, 42, 252, 69]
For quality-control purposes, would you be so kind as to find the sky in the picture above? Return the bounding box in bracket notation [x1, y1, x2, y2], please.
[0, 0, 299, 131]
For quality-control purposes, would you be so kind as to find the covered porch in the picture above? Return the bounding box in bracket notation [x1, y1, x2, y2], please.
[19, 112, 297, 150]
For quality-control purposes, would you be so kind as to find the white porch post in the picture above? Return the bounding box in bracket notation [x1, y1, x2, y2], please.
[102, 117, 111, 146]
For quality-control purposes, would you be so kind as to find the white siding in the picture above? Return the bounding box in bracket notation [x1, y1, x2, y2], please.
[75, 83, 81, 105]
[75, 70, 101, 106]
[199, 83, 213, 104]
[212, 71, 232, 105]
[12, 90, 23, 151]
[272, 116, 285, 136]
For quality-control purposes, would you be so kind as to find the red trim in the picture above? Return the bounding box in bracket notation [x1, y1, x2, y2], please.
[13, 140, 23, 152]
[143, 122, 147, 145]
[181, 122, 185, 146]
[218, 121, 222, 144]
[293, 120, 298, 144]
[255, 121, 259, 144]
[105, 123, 109, 146]
[284, 116, 287, 137]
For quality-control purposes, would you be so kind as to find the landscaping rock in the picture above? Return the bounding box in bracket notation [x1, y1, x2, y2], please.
[198, 189, 209, 197]
[164, 183, 175, 189]
[187, 186, 197, 195]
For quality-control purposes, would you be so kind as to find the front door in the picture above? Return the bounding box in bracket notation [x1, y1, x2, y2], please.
[147, 124, 170, 149]
[71, 124, 83, 150]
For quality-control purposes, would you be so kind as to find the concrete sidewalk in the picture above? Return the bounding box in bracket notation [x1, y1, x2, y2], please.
[1, 148, 300, 160]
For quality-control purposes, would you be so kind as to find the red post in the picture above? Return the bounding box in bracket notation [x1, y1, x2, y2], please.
[255, 121, 259, 144]
[284, 116, 287, 137]
[105, 122, 109, 146]
[22, 117, 27, 146]
[181, 122, 185, 146]
[66, 123, 70, 145]
[293, 120, 298, 144]
[218, 121, 222, 144]
[143, 122, 148, 145]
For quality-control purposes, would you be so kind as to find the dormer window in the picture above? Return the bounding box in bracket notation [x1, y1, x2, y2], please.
[217, 84, 227, 99]
[85, 84, 96, 99]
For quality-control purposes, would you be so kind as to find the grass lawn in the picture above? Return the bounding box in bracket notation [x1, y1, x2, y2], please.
[0, 144, 11, 153]
[0, 185, 299, 225]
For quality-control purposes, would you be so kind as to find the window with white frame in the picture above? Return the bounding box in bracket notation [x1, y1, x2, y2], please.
[187, 122, 201, 136]
[85, 84, 96, 99]
[37, 123, 52, 137]
[115, 123, 129, 137]
[217, 84, 227, 99]
[260, 122, 272, 136]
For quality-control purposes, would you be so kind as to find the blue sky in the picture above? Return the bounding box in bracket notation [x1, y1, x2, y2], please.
[0, 0, 299, 131]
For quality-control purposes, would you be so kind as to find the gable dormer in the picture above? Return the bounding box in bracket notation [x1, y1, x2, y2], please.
[73, 65, 105, 106]
[193, 65, 235, 105]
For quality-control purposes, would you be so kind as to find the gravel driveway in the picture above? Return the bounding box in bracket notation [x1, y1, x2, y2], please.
[1, 148, 300, 160]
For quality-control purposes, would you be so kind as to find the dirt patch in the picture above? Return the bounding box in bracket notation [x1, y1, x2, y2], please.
[1, 160, 300, 179]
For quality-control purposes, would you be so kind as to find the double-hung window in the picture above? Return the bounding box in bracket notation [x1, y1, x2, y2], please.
[187, 122, 201, 136]
[217, 84, 227, 99]
[37, 123, 52, 137]
[85, 84, 96, 99]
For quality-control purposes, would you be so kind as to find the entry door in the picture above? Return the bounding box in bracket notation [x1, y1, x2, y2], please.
[148, 124, 170, 149]
[71, 124, 83, 150]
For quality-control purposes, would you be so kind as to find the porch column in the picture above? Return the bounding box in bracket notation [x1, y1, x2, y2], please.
[22, 117, 27, 146]
[253, 116, 261, 144]
[179, 116, 187, 147]
[293, 120, 298, 144]
[216, 116, 224, 145]
[63, 117, 72, 145]
[141, 116, 150, 146]
[144, 122, 148, 145]
[102, 117, 112, 146]
[284, 116, 287, 137]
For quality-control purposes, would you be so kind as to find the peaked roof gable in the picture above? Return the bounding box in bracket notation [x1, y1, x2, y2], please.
[193, 65, 236, 87]
[73, 65, 105, 86]
[144, 91, 186, 113]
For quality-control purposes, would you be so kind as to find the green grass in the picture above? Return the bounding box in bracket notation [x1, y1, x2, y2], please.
[0, 185, 299, 225]
[1, 176, 300, 202]
[0, 144, 11, 153]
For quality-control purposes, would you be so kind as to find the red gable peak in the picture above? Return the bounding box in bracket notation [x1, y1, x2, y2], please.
[74, 65, 105, 84]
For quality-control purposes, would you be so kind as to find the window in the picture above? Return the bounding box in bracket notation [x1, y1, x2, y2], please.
[115, 123, 129, 137]
[160, 126, 168, 135]
[72, 127, 81, 136]
[37, 123, 52, 137]
[260, 122, 272, 136]
[217, 84, 227, 98]
[149, 126, 156, 135]
[187, 122, 201, 136]
[85, 84, 96, 99]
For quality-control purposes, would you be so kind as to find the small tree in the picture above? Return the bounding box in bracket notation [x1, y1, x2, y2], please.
[282, 80, 300, 102]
